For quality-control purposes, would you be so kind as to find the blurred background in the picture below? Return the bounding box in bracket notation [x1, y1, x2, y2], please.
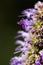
[0, 0, 43, 65]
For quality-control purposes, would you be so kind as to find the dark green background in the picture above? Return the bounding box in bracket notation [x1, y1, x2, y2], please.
[0, 0, 43, 65]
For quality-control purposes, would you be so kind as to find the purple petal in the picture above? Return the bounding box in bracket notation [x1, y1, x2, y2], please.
[35, 57, 41, 65]
[17, 19, 34, 29]
[21, 9, 37, 18]
[16, 40, 25, 46]
[17, 30, 28, 38]
[10, 56, 23, 65]
[39, 50, 43, 56]
[39, 50, 43, 60]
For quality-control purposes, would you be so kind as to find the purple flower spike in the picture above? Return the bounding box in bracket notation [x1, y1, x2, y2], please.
[10, 1, 43, 65]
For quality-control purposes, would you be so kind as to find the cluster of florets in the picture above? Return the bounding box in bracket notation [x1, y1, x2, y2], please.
[10, 1, 43, 65]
